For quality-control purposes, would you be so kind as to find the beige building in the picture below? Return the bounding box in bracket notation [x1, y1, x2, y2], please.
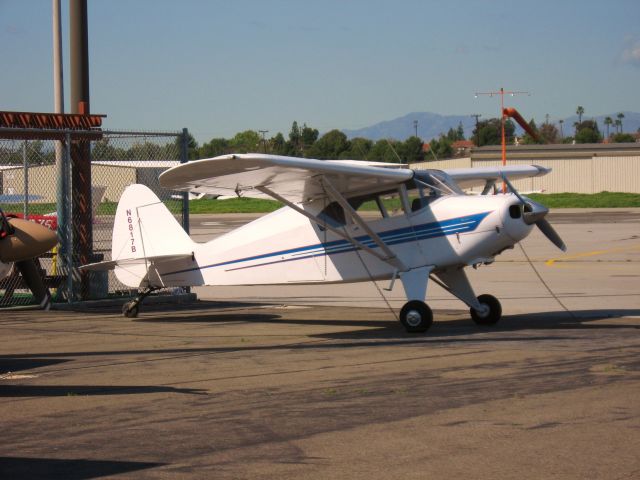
[412, 143, 640, 194]
[0, 160, 179, 204]
[2, 145, 640, 202]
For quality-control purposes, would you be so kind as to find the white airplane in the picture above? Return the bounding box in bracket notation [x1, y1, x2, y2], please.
[82, 154, 566, 333]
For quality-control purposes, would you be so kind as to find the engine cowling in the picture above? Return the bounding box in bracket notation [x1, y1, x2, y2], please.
[0, 217, 58, 263]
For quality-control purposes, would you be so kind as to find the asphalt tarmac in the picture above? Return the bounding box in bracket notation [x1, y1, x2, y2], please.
[1, 209, 639, 479]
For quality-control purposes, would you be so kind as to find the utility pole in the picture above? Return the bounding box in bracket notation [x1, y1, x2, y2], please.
[69, 0, 92, 300]
[259, 130, 269, 153]
[470, 113, 482, 146]
[413, 120, 418, 138]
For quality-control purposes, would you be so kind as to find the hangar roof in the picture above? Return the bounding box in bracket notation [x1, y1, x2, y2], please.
[472, 143, 640, 161]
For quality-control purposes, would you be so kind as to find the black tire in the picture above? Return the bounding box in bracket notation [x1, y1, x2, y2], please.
[122, 302, 139, 318]
[400, 300, 433, 333]
[470, 294, 502, 325]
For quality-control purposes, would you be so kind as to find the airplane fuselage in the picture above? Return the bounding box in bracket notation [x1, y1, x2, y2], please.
[156, 193, 530, 288]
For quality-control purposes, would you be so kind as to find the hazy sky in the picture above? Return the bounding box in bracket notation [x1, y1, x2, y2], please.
[2, 0, 639, 142]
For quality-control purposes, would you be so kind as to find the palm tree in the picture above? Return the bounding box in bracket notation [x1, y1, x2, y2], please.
[576, 105, 585, 124]
[617, 112, 625, 133]
[604, 117, 613, 138]
[615, 119, 622, 134]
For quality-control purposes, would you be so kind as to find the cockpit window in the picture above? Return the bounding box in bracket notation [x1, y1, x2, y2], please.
[317, 190, 396, 230]
[315, 171, 464, 228]
[413, 170, 464, 196]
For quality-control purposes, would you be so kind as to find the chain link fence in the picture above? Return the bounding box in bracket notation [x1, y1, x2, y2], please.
[0, 129, 189, 307]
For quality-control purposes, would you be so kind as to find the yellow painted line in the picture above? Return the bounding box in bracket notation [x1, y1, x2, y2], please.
[546, 244, 640, 267]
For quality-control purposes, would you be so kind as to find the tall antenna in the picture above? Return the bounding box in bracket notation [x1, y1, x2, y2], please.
[475, 88, 530, 191]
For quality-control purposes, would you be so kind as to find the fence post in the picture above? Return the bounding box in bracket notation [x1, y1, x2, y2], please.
[56, 133, 74, 302]
[22, 140, 28, 218]
[180, 128, 190, 235]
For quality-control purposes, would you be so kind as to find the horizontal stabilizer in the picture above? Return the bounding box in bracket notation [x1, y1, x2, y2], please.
[80, 253, 194, 272]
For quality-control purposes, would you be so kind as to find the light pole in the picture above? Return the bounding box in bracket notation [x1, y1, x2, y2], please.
[259, 130, 269, 153]
[413, 120, 418, 138]
[470, 113, 482, 146]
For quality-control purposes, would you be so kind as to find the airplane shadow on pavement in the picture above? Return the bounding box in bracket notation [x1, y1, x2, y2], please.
[0, 456, 165, 480]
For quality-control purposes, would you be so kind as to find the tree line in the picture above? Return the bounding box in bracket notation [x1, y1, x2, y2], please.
[195, 121, 426, 163]
[4, 105, 635, 167]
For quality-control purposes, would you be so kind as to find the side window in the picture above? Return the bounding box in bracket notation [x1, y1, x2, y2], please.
[318, 202, 346, 230]
[377, 189, 406, 217]
[348, 195, 384, 221]
[409, 184, 437, 212]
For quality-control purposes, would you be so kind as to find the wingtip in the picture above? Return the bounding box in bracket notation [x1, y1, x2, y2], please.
[533, 164, 552, 176]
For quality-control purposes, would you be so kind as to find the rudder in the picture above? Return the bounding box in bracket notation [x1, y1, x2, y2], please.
[112, 184, 194, 286]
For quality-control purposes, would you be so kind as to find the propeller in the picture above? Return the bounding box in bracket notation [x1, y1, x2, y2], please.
[0, 211, 57, 308]
[501, 174, 567, 252]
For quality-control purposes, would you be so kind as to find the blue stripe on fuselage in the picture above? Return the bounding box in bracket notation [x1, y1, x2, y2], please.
[165, 211, 491, 276]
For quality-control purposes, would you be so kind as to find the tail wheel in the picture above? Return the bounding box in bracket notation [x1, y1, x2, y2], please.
[471, 294, 502, 325]
[122, 301, 139, 318]
[400, 300, 433, 333]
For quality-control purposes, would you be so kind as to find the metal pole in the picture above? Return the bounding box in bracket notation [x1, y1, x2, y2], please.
[53, 0, 64, 114]
[471, 114, 481, 146]
[70, 0, 92, 299]
[259, 130, 268, 153]
[181, 128, 190, 235]
[23, 141, 28, 218]
[70, 0, 89, 114]
[53, 0, 65, 178]
[57, 133, 74, 302]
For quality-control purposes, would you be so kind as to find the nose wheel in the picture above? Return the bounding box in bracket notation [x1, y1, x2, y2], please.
[400, 300, 433, 333]
[470, 294, 502, 325]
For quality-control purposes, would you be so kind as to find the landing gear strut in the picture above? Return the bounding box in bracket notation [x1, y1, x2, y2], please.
[470, 294, 502, 325]
[122, 287, 159, 318]
[400, 300, 433, 333]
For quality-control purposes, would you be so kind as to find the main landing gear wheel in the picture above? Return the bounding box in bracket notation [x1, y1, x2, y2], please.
[400, 300, 433, 333]
[122, 301, 139, 318]
[470, 294, 502, 326]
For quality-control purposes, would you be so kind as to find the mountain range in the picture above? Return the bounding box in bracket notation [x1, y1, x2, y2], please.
[342, 111, 640, 141]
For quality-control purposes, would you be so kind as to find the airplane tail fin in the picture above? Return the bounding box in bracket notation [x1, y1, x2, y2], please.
[108, 184, 195, 287]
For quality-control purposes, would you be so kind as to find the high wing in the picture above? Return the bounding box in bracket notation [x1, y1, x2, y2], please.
[442, 165, 550, 190]
[159, 154, 413, 203]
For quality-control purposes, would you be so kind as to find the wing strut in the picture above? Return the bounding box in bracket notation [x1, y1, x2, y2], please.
[319, 177, 406, 270]
[255, 185, 406, 271]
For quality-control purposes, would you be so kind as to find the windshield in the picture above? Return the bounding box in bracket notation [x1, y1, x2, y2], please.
[413, 169, 464, 196]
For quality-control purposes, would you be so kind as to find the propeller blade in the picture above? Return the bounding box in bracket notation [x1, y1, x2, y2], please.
[536, 219, 567, 252]
[15, 258, 51, 309]
[501, 174, 566, 251]
[521, 198, 549, 225]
